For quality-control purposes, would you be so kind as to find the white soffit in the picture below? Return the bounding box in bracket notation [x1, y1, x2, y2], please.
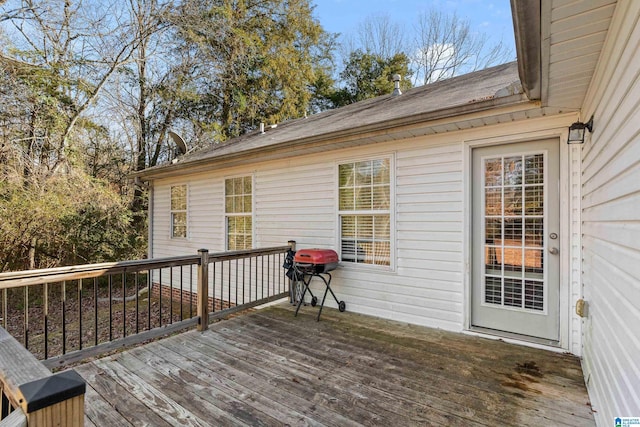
[542, 0, 617, 109]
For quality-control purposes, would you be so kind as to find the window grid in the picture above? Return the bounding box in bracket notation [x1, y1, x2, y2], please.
[339, 159, 391, 267]
[225, 176, 252, 250]
[170, 185, 187, 238]
[483, 154, 545, 311]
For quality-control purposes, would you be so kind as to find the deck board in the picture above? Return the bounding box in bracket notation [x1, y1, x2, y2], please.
[75, 304, 595, 426]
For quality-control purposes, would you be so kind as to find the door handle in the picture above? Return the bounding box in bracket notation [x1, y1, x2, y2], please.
[549, 247, 559, 255]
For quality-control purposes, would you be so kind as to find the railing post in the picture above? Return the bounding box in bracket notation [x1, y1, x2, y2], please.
[288, 240, 296, 251]
[0, 327, 85, 427]
[197, 249, 209, 332]
[18, 370, 85, 427]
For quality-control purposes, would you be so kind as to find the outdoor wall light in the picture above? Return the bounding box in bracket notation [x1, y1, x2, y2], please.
[567, 115, 594, 144]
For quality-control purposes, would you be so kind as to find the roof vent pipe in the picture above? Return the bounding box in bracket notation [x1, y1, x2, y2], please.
[260, 123, 265, 133]
[392, 74, 402, 96]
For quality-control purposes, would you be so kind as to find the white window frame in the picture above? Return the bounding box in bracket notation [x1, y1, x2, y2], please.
[337, 155, 394, 270]
[224, 174, 254, 251]
[170, 184, 188, 239]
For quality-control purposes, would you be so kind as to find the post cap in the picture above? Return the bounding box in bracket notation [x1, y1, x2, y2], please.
[19, 370, 86, 413]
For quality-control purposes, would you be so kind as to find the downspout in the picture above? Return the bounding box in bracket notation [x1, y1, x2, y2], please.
[510, 0, 542, 101]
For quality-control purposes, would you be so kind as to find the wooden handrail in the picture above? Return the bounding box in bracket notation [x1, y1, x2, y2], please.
[0, 328, 85, 426]
[0, 409, 26, 427]
[0, 255, 198, 289]
[0, 246, 291, 289]
[0, 244, 293, 368]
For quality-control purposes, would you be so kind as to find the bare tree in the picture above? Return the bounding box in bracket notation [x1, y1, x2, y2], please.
[356, 13, 405, 59]
[0, 0, 143, 174]
[0, 0, 149, 269]
[412, 9, 512, 85]
[337, 9, 512, 90]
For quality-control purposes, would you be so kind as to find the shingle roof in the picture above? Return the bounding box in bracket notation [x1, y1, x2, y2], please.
[139, 61, 522, 179]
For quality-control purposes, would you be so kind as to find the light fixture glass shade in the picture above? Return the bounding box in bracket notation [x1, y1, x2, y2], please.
[567, 116, 594, 144]
[567, 126, 586, 144]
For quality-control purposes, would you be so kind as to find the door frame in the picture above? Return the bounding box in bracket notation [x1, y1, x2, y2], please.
[462, 126, 575, 351]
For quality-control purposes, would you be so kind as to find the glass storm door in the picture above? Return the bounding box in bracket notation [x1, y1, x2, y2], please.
[471, 140, 560, 342]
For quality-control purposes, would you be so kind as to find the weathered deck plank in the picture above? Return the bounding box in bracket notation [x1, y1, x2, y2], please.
[172, 331, 366, 426]
[76, 303, 595, 426]
[78, 363, 171, 426]
[245, 308, 594, 425]
[120, 344, 307, 426]
[194, 323, 483, 425]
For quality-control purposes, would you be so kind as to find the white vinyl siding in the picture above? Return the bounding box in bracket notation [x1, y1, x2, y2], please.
[394, 143, 464, 329]
[579, 1, 640, 423]
[170, 185, 187, 238]
[254, 162, 335, 248]
[150, 117, 582, 347]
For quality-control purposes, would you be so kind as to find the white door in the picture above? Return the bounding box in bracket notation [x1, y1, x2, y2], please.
[471, 139, 560, 342]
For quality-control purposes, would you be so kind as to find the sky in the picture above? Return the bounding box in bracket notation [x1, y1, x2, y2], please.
[312, 0, 515, 55]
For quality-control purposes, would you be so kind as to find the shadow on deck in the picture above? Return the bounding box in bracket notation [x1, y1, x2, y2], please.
[76, 303, 595, 426]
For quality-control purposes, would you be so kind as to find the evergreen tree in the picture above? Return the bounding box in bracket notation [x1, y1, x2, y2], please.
[329, 49, 413, 107]
[171, 0, 335, 140]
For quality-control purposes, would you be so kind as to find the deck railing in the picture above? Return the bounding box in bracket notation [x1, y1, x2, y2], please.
[0, 245, 292, 369]
[0, 326, 85, 426]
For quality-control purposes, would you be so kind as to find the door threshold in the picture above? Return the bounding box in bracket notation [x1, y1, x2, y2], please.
[467, 326, 563, 352]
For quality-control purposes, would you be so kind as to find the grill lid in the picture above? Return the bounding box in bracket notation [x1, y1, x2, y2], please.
[294, 249, 339, 265]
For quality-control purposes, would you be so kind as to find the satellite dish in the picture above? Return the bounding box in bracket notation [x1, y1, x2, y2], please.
[168, 131, 187, 155]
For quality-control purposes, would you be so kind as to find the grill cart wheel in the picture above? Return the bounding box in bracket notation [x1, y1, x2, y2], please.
[338, 301, 346, 312]
[292, 249, 344, 321]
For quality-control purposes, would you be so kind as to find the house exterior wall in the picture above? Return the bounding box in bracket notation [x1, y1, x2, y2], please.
[577, 1, 640, 423]
[150, 114, 582, 353]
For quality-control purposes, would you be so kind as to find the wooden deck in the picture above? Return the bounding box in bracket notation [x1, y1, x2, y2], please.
[75, 303, 595, 426]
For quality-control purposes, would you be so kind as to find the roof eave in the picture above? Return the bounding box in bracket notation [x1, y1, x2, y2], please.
[511, 0, 541, 101]
[135, 93, 530, 181]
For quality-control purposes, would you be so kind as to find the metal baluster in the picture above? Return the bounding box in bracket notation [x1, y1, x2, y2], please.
[158, 268, 162, 327]
[2, 288, 7, 329]
[135, 272, 139, 334]
[235, 258, 239, 306]
[93, 277, 98, 347]
[169, 267, 173, 324]
[108, 275, 112, 342]
[147, 271, 151, 330]
[221, 261, 225, 311]
[189, 265, 193, 318]
[24, 286, 28, 350]
[180, 265, 183, 320]
[44, 282, 48, 359]
[227, 260, 231, 309]
[249, 256, 252, 303]
[280, 255, 288, 291]
[62, 281, 66, 354]
[278, 253, 282, 294]
[78, 279, 83, 351]
[122, 272, 126, 338]
[212, 263, 217, 312]
[1, 389, 10, 419]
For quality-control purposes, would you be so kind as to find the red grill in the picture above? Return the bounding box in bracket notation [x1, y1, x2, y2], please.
[294, 249, 339, 274]
[292, 248, 345, 321]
